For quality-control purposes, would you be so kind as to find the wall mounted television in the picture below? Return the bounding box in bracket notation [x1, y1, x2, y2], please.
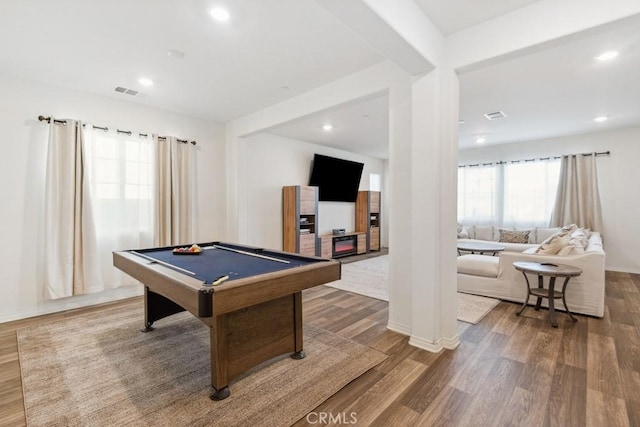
[308, 154, 364, 202]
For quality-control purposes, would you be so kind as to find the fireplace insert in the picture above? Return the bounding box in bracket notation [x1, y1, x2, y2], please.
[332, 235, 357, 258]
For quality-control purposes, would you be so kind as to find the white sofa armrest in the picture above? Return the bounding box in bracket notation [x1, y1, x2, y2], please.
[496, 249, 605, 317]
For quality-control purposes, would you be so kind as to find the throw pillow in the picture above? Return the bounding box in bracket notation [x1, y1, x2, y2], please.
[561, 224, 578, 234]
[535, 234, 570, 255]
[499, 229, 531, 244]
[557, 244, 586, 256]
[515, 228, 536, 243]
[457, 223, 469, 239]
[569, 228, 589, 249]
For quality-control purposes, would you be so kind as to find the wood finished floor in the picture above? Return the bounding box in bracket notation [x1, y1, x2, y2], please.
[0, 270, 638, 426]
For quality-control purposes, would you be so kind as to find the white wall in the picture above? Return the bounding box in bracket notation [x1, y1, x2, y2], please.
[0, 72, 226, 322]
[242, 132, 386, 250]
[459, 125, 640, 273]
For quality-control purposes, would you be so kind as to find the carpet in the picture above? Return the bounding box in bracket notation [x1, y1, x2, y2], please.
[17, 303, 387, 427]
[326, 255, 500, 324]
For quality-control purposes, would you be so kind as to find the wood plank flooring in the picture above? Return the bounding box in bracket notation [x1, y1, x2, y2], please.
[0, 270, 638, 426]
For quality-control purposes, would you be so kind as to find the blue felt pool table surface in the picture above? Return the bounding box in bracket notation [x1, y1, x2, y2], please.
[133, 242, 322, 285]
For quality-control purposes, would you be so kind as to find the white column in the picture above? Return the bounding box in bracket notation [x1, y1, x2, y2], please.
[386, 82, 413, 335]
[396, 66, 459, 352]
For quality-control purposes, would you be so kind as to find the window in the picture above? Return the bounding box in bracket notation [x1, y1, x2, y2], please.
[83, 128, 155, 288]
[369, 173, 381, 191]
[503, 161, 560, 226]
[458, 165, 498, 224]
[458, 159, 561, 227]
[86, 132, 153, 201]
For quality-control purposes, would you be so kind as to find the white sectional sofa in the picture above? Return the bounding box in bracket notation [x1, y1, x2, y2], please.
[457, 225, 605, 318]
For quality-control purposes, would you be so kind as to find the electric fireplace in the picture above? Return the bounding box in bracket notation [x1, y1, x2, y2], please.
[332, 235, 357, 258]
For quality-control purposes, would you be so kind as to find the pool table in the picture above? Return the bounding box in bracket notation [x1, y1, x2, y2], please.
[113, 241, 341, 400]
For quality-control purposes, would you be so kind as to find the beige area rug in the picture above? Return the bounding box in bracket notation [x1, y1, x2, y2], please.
[327, 255, 500, 324]
[17, 304, 387, 427]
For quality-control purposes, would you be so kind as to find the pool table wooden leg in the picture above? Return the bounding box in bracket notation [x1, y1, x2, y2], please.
[209, 315, 230, 400]
[210, 385, 230, 401]
[291, 350, 306, 359]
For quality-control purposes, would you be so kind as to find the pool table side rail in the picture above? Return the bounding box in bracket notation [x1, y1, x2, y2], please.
[113, 250, 205, 316]
[113, 248, 341, 319]
[211, 261, 341, 315]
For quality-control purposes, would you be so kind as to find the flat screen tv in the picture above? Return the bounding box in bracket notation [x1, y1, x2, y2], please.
[308, 154, 364, 202]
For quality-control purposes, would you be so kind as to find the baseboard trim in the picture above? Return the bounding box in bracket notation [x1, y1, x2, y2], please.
[409, 333, 460, 353]
[386, 320, 411, 336]
[0, 286, 143, 324]
[606, 266, 640, 274]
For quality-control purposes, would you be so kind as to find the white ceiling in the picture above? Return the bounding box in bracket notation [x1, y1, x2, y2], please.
[267, 94, 389, 159]
[1, 1, 639, 160]
[457, 17, 640, 149]
[414, 0, 541, 36]
[0, 0, 383, 122]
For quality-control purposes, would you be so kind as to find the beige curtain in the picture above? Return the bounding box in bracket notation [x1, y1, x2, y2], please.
[154, 135, 195, 246]
[550, 153, 604, 231]
[43, 119, 99, 299]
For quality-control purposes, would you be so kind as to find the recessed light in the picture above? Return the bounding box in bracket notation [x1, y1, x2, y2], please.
[458, 120, 466, 124]
[475, 137, 486, 144]
[322, 124, 333, 131]
[596, 51, 618, 61]
[594, 116, 608, 122]
[210, 7, 230, 22]
[138, 78, 154, 86]
[281, 86, 290, 91]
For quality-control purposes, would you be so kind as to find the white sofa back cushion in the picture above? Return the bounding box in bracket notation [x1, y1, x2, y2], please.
[535, 227, 561, 244]
[474, 225, 495, 241]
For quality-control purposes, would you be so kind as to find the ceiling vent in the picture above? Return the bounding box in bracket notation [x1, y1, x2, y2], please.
[115, 86, 139, 96]
[483, 111, 507, 120]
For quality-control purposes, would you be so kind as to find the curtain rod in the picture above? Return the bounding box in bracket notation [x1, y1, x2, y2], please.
[37, 115, 197, 145]
[459, 150, 610, 168]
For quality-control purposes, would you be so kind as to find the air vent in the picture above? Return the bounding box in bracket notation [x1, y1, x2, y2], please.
[114, 86, 140, 96]
[483, 111, 507, 120]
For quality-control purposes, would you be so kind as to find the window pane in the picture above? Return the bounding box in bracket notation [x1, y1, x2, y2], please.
[95, 159, 119, 183]
[94, 137, 118, 159]
[96, 183, 118, 199]
[503, 161, 560, 227]
[458, 158, 560, 227]
[458, 166, 497, 224]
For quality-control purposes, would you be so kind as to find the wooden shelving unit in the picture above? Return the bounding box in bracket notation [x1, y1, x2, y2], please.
[283, 186, 319, 257]
[356, 191, 381, 252]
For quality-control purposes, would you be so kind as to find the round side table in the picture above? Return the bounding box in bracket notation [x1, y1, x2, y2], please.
[457, 242, 505, 256]
[513, 261, 583, 327]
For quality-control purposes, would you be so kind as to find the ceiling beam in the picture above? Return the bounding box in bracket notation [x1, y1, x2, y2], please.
[447, 0, 640, 73]
[312, 0, 441, 76]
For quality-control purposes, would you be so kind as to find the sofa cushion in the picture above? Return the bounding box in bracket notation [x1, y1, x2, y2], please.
[499, 229, 531, 244]
[465, 225, 476, 239]
[474, 225, 495, 241]
[457, 255, 499, 278]
[535, 227, 561, 244]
